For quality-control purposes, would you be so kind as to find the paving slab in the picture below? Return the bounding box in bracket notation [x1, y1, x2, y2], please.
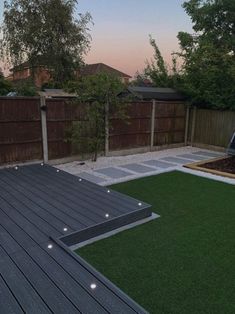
[77, 172, 106, 184]
[177, 154, 206, 161]
[192, 151, 224, 158]
[95, 167, 132, 179]
[143, 160, 176, 168]
[120, 163, 155, 173]
[160, 156, 193, 164]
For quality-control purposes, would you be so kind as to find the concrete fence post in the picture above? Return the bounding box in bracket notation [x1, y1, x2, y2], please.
[190, 106, 197, 147]
[150, 100, 156, 151]
[40, 96, 49, 163]
[184, 105, 190, 146]
[105, 101, 109, 156]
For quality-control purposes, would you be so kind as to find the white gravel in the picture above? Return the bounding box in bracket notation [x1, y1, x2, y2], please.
[56, 146, 235, 186]
[56, 146, 200, 173]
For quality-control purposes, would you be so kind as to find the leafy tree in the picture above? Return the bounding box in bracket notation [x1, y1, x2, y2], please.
[41, 81, 63, 90]
[131, 72, 153, 87]
[144, 36, 182, 88]
[1, 0, 92, 84]
[145, 36, 170, 87]
[144, 1, 235, 109]
[177, 0, 235, 109]
[15, 80, 37, 96]
[0, 70, 12, 95]
[66, 73, 128, 161]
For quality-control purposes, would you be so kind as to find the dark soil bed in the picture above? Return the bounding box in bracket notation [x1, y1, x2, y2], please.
[202, 156, 235, 174]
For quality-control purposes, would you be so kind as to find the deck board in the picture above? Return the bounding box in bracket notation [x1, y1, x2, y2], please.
[1, 170, 83, 230]
[0, 247, 51, 314]
[18, 167, 108, 222]
[20, 165, 139, 215]
[0, 173, 71, 233]
[0, 164, 150, 313]
[0, 275, 24, 314]
[13, 250, 80, 314]
[41, 165, 142, 209]
[29, 166, 131, 216]
[5, 169, 96, 226]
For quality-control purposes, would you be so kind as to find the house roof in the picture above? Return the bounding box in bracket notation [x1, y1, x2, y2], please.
[11, 61, 132, 79]
[81, 63, 132, 78]
[10, 57, 46, 71]
[127, 86, 185, 101]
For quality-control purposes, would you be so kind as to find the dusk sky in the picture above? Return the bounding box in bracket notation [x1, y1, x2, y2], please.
[0, 1, 193, 77]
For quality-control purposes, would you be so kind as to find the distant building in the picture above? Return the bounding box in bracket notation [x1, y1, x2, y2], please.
[78, 63, 131, 84]
[8, 61, 50, 88]
[8, 62, 131, 88]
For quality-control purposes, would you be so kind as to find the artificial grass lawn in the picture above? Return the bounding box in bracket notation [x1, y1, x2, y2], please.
[77, 171, 235, 314]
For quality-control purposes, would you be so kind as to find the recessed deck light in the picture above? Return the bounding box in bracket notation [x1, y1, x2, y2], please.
[56, 169, 60, 173]
[107, 190, 110, 193]
[138, 202, 142, 206]
[90, 283, 97, 290]
[79, 178, 82, 182]
[41, 163, 44, 166]
[105, 213, 110, 218]
[15, 166, 18, 170]
[63, 227, 68, 232]
[47, 244, 53, 249]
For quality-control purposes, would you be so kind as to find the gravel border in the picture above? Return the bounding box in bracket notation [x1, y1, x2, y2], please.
[57, 146, 235, 186]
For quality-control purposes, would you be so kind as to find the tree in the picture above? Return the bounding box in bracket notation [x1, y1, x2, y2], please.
[1, 0, 92, 84]
[145, 36, 170, 87]
[131, 72, 153, 87]
[144, 36, 182, 88]
[177, 0, 235, 109]
[15, 80, 37, 96]
[0, 70, 12, 95]
[66, 73, 128, 162]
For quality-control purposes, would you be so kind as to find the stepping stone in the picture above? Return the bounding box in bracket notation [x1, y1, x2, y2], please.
[177, 154, 206, 161]
[77, 172, 106, 184]
[160, 156, 193, 164]
[192, 151, 224, 158]
[143, 160, 176, 168]
[95, 167, 132, 179]
[120, 163, 155, 173]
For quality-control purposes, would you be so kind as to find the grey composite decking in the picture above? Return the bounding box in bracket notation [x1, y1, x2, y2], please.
[0, 164, 151, 314]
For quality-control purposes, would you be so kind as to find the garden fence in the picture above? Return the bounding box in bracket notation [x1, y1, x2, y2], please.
[186, 107, 235, 150]
[0, 96, 186, 164]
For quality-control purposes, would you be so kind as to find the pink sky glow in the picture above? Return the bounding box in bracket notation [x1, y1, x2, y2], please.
[0, 0, 193, 78]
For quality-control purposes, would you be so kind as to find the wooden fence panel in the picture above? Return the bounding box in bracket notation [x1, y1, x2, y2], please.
[189, 108, 235, 148]
[109, 102, 152, 150]
[0, 97, 42, 164]
[46, 99, 84, 159]
[109, 101, 186, 151]
[154, 102, 186, 146]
